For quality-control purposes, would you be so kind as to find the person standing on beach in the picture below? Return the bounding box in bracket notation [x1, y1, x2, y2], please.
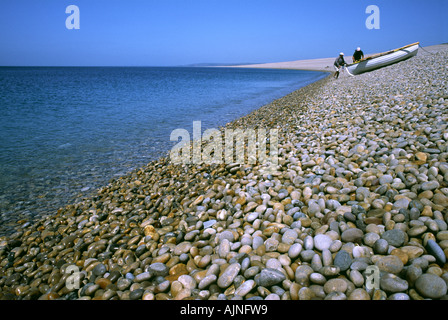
[352, 47, 364, 63]
[333, 53, 347, 79]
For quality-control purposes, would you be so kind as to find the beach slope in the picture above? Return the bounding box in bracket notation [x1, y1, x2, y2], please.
[1, 44, 448, 301]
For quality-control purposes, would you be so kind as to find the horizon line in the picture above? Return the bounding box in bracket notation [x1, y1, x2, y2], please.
[0, 63, 263, 68]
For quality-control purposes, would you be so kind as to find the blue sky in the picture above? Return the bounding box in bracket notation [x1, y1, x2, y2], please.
[0, 0, 447, 66]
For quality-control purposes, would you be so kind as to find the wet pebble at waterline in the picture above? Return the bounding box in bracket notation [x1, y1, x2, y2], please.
[1, 46, 448, 300]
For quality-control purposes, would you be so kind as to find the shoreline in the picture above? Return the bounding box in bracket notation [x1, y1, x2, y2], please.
[1, 44, 448, 301]
[0, 68, 328, 238]
[229, 57, 343, 72]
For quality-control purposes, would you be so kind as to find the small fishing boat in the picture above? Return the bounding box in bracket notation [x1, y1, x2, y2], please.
[346, 42, 419, 76]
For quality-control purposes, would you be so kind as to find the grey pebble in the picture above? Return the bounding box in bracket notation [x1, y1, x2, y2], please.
[304, 235, 314, 250]
[218, 263, 241, 288]
[334, 250, 352, 272]
[234, 279, 256, 297]
[300, 249, 316, 262]
[198, 274, 217, 290]
[373, 238, 389, 255]
[363, 232, 380, 247]
[406, 265, 423, 287]
[310, 272, 326, 285]
[388, 293, 410, 300]
[255, 268, 286, 287]
[92, 263, 107, 277]
[117, 278, 132, 291]
[381, 229, 406, 247]
[325, 291, 347, 300]
[203, 219, 217, 229]
[313, 234, 333, 251]
[149, 263, 169, 277]
[426, 239, 446, 265]
[134, 271, 153, 283]
[295, 265, 314, 286]
[349, 269, 364, 287]
[322, 249, 333, 266]
[288, 243, 302, 259]
[379, 174, 393, 185]
[421, 180, 440, 191]
[415, 273, 447, 299]
[380, 273, 409, 293]
[244, 266, 260, 279]
[282, 229, 298, 245]
[129, 288, 145, 300]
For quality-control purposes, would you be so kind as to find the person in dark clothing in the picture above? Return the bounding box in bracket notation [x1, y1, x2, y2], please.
[333, 52, 346, 79]
[352, 47, 364, 63]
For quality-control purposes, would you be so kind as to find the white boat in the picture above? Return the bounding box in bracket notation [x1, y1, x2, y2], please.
[346, 42, 419, 76]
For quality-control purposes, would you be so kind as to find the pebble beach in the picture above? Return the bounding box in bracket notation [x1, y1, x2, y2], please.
[1, 44, 448, 301]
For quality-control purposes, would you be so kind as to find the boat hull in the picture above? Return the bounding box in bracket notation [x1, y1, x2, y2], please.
[346, 43, 419, 75]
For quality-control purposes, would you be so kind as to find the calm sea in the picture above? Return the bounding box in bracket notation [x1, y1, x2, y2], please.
[0, 66, 327, 234]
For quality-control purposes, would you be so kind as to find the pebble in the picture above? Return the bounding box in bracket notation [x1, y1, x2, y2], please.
[349, 269, 364, 287]
[234, 279, 256, 297]
[341, 228, 364, 243]
[178, 275, 196, 290]
[92, 263, 107, 277]
[333, 250, 352, 272]
[198, 274, 217, 290]
[393, 198, 410, 210]
[324, 278, 348, 294]
[388, 293, 410, 300]
[244, 266, 260, 279]
[149, 263, 169, 277]
[363, 232, 380, 247]
[255, 268, 286, 287]
[265, 293, 280, 300]
[348, 288, 370, 300]
[129, 288, 145, 300]
[406, 265, 423, 287]
[373, 239, 389, 255]
[400, 246, 424, 260]
[372, 289, 388, 300]
[426, 239, 447, 265]
[203, 220, 217, 229]
[309, 272, 326, 285]
[304, 235, 314, 250]
[379, 175, 393, 185]
[117, 278, 132, 291]
[380, 273, 409, 293]
[415, 274, 447, 299]
[421, 181, 440, 191]
[217, 263, 241, 289]
[295, 265, 314, 286]
[381, 229, 406, 247]
[134, 272, 153, 283]
[313, 234, 333, 251]
[375, 255, 404, 274]
[282, 229, 298, 245]
[325, 292, 347, 300]
[408, 225, 427, 237]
